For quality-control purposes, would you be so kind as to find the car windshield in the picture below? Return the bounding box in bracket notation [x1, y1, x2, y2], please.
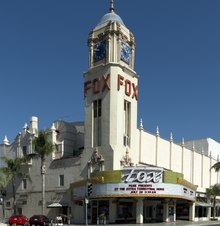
[31, 215, 47, 218]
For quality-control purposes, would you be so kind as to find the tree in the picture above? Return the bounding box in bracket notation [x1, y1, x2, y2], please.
[0, 174, 7, 221]
[32, 130, 55, 215]
[0, 157, 31, 214]
[208, 162, 220, 219]
[211, 162, 220, 173]
[206, 184, 220, 219]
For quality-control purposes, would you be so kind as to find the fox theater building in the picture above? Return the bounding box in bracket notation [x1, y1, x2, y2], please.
[71, 0, 217, 224]
[1, 0, 219, 224]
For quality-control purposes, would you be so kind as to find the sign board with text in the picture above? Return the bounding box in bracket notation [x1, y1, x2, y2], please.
[73, 167, 196, 201]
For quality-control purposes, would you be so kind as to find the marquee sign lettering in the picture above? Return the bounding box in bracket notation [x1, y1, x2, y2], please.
[114, 183, 165, 194]
[84, 74, 138, 101]
[73, 182, 196, 200]
[122, 168, 163, 184]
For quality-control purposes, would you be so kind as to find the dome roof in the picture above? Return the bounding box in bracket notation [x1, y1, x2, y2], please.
[96, 0, 125, 27]
[98, 12, 125, 26]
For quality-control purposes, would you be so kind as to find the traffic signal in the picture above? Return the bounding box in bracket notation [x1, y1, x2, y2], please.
[87, 183, 93, 196]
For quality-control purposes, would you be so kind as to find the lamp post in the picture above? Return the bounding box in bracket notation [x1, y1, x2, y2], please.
[1, 189, 6, 222]
[85, 197, 88, 226]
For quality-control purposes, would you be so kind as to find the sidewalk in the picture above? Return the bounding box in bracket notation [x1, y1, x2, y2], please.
[3, 221, 217, 226]
[70, 220, 220, 226]
[105, 221, 217, 226]
[68, 220, 220, 226]
[134, 220, 220, 226]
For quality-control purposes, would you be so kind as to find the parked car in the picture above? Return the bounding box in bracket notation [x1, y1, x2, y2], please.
[29, 215, 50, 226]
[9, 215, 29, 226]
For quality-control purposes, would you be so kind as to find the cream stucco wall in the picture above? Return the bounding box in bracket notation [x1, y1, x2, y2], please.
[184, 138, 220, 160]
[137, 127, 218, 192]
[170, 142, 182, 173]
[182, 146, 192, 182]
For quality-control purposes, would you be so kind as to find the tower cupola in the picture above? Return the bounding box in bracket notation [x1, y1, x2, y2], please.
[98, 0, 125, 26]
[87, 0, 135, 70]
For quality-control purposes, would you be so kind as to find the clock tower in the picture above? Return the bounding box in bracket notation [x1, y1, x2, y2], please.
[83, 0, 138, 171]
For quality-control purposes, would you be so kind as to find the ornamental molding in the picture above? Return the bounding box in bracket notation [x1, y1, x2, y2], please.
[88, 148, 105, 173]
[120, 149, 133, 167]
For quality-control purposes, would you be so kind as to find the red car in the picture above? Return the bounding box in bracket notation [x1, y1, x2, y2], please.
[9, 215, 29, 226]
[29, 215, 50, 226]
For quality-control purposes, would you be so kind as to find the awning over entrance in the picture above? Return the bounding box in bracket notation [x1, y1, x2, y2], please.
[47, 203, 68, 208]
[195, 201, 212, 207]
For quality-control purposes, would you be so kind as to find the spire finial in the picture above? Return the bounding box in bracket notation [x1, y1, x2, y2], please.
[156, 126, 160, 137]
[140, 118, 144, 130]
[192, 142, 195, 151]
[109, 0, 114, 13]
[182, 137, 185, 147]
[3, 136, 9, 145]
[170, 132, 173, 142]
[50, 123, 56, 131]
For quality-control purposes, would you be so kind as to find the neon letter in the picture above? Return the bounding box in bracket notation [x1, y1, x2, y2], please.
[132, 83, 138, 100]
[84, 81, 91, 97]
[102, 74, 110, 92]
[125, 79, 131, 97]
[92, 78, 101, 94]
[118, 74, 124, 91]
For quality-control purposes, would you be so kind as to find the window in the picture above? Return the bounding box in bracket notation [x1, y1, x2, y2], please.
[22, 146, 32, 165]
[93, 99, 102, 147]
[59, 175, 64, 187]
[124, 100, 131, 146]
[22, 179, 27, 190]
[22, 146, 27, 156]
[117, 201, 134, 219]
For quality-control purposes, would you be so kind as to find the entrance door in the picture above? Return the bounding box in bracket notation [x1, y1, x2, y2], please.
[144, 206, 153, 222]
[176, 203, 189, 220]
[61, 206, 68, 224]
[117, 201, 134, 222]
[91, 200, 109, 224]
[168, 206, 174, 222]
[91, 201, 98, 224]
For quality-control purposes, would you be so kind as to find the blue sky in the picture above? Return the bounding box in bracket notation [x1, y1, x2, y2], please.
[0, 0, 220, 143]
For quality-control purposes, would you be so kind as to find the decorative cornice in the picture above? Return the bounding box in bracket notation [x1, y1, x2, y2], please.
[88, 22, 130, 46]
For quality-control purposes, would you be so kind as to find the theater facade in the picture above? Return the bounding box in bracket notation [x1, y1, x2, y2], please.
[71, 0, 218, 224]
[72, 167, 197, 223]
[0, 1, 219, 224]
